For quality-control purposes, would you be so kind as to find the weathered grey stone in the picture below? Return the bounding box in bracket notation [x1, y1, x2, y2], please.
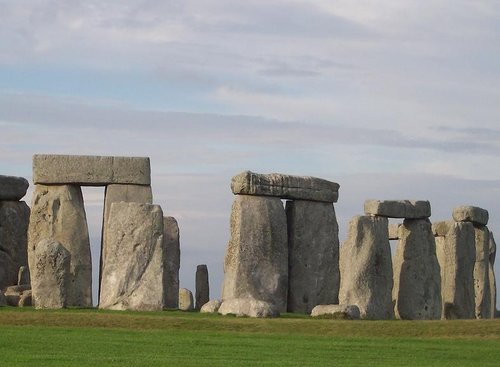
[339, 215, 393, 320]
[33, 154, 151, 185]
[0, 175, 29, 200]
[163, 217, 180, 309]
[473, 225, 491, 318]
[4, 284, 30, 293]
[453, 206, 489, 226]
[31, 239, 71, 309]
[388, 223, 401, 240]
[18, 289, 32, 307]
[0, 292, 6, 306]
[393, 219, 442, 320]
[434, 235, 446, 311]
[364, 200, 431, 218]
[310, 304, 361, 319]
[178, 288, 194, 311]
[0, 201, 29, 290]
[286, 200, 339, 314]
[99, 202, 165, 311]
[222, 195, 288, 312]
[231, 171, 339, 203]
[441, 222, 476, 319]
[17, 266, 30, 286]
[195, 264, 209, 311]
[489, 232, 497, 318]
[218, 298, 280, 318]
[28, 185, 92, 307]
[200, 299, 222, 313]
[432, 220, 452, 237]
[3, 285, 30, 306]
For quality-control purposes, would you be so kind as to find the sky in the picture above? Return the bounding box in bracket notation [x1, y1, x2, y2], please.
[1, 0, 500, 307]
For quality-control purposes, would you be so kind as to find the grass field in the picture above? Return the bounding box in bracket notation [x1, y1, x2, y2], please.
[0, 308, 499, 366]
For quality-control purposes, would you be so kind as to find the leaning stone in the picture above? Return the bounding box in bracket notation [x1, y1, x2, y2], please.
[28, 185, 92, 307]
[364, 200, 431, 218]
[31, 239, 71, 309]
[163, 217, 180, 309]
[441, 222, 476, 319]
[200, 299, 222, 313]
[17, 265, 30, 286]
[310, 304, 361, 319]
[432, 220, 452, 237]
[221, 195, 288, 312]
[195, 265, 210, 311]
[489, 232, 497, 318]
[286, 200, 339, 314]
[231, 171, 339, 203]
[18, 290, 32, 307]
[393, 219, 442, 320]
[179, 288, 194, 311]
[99, 202, 165, 311]
[218, 298, 280, 318]
[473, 225, 491, 318]
[453, 206, 489, 226]
[0, 175, 29, 200]
[388, 223, 401, 240]
[339, 215, 393, 319]
[0, 201, 30, 290]
[0, 292, 6, 306]
[33, 154, 151, 185]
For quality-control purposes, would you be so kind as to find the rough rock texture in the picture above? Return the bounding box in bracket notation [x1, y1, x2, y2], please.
[17, 266, 30, 286]
[28, 184, 92, 307]
[195, 264, 209, 311]
[0, 292, 6, 306]
[18, 290, 32, 307]
[441, 222, 476, 319]
[200, 299, 222, 313]
[163, 217, 180, 309]
[0, 201, 30, 290]
[432, 220, 452, 237]
[388, 223, 401, 240]
[99, 202, 165, 311]
[453, 206, 489, 226]
[222, 195, 288, 312]
[489, 232, 497, 318]
[364, 200, 431, 219]
[473, 225, 491, 319]
[33, 154, 151, 185]
[0, 175, 29, 200]
[31, 239, 71, 309]
[435, 235, 446, 293]
[393, 219, 442, 320]
[231, 171, 339, 203]
[339, 215, 394, 320]
[178, 288, 194, 311]
[286, 200, 339, 314]
[310, 304, 361, 319]
[3, 285, 30, 306]
[218, 298, 280, 318]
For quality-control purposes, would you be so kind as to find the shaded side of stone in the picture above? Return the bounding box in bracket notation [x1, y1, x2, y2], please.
[473, 225, 491, 319]
[163, 216, 180, 309]
[0, 175, 29, 200]
[453, 206, 489, 226]
[195, 264, 209, 311]
[489, 232, 497, 317]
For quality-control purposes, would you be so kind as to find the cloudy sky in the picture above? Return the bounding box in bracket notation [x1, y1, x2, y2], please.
[1, 1, 499, 306]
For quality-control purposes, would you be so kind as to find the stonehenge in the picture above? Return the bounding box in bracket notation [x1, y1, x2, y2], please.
[195, 264, 209, 311]
[179, 288, 194, 311]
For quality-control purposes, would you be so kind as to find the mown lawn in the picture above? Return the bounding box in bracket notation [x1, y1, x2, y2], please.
[0, 308, 498, 366]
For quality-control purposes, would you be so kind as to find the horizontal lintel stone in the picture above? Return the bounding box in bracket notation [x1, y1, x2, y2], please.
[432, 220, 453, 237]
[33, 154, 151, 186]
[452, 206, 489, 226]
[364, 200, 431, 219]
[0, 175, 29, 200]
[230, 171, 339, 203]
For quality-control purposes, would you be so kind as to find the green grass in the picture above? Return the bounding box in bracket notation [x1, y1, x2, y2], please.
[0, 308, 499, 366]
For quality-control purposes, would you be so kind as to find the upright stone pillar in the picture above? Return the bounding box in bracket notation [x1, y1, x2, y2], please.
[286, 200, 339, 313]
[28, 184, 92, 307]
[393, 218, 441, 319]
[195, 264, 209, 310]
[222, 195, 288, 312]
[339, 215, 393, 319]
[163, 216, 180, 309]
[489, 233, 497, 317]
[473, 225, 491, 319]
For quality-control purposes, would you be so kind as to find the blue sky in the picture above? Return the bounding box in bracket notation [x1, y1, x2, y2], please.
[1, 0, 500, 306]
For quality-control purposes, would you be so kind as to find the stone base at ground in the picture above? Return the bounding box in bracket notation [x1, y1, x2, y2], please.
[218, 298, 280, 318]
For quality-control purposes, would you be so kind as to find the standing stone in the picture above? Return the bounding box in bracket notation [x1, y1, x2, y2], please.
[17, 266, 30, 286]
[31, 239, 71, 309]
[0, 201, 30, 290]
[222, 195, 288, 312]
[441, 222, 476, 319]
[489, 232, 497, 317]
[163, 217, 180, 309]
[0, 175, 29, 201]
[195, 265, 209, 311]
[339, 215, 394, 319]
[393, 219, 441, 320]
[28, 184, 92, 307]
[99, 202, 165, 311]
[179, 288, 194, 311]
[286, 200, 339, 313]
[473, 225, 491, 319]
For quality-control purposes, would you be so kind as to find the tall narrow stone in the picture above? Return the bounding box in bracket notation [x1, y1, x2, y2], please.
[195, 264, 209, 310]
[393, 219, 441, 320]
[286, 200, 339, 314]
[0, 201, 30, 290]
[222, 195, 288, 312]
[473, 225, 491, 319]
[339, 215, 393, 319]
[441, 222, 476, 319]
[28, 185, 92, 307]
[163, 217, 180, 309]
[99, 202, 165, 311]
[489, 232, 497, 317]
